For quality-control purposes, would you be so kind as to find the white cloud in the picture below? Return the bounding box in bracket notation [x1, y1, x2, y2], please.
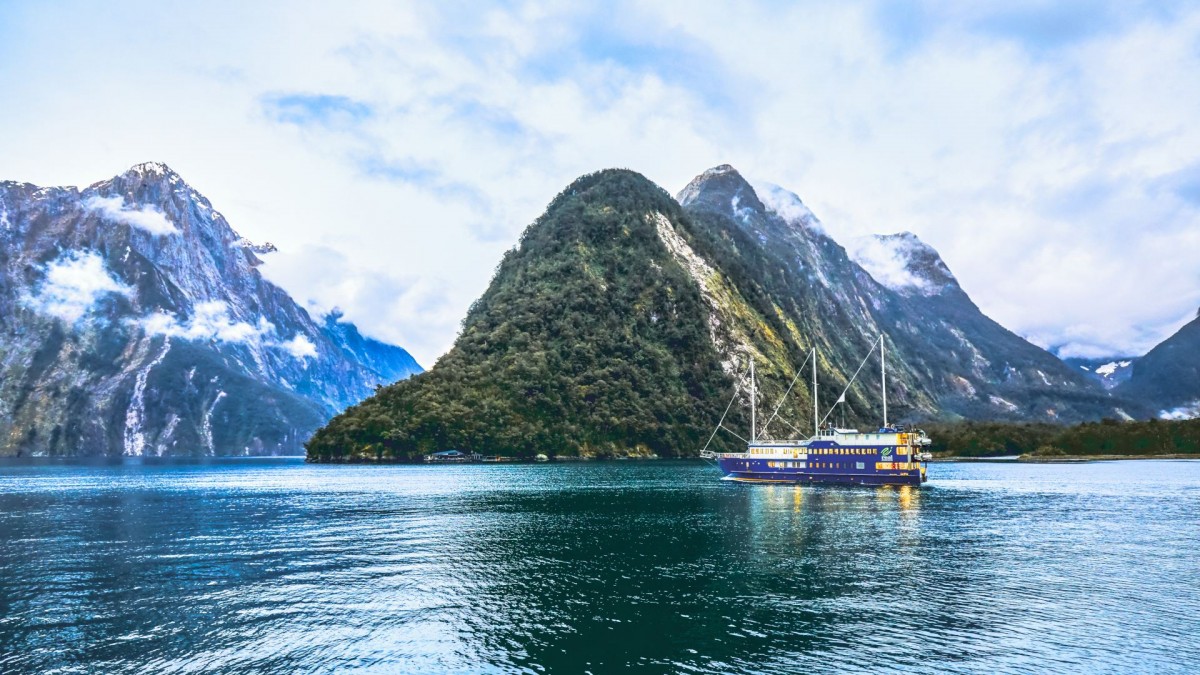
[137, 300, 318, 361]
[138, 301, 273, 342]
[1159, 401, 1200, 421]
[259, 243, 457, 366]
[847, 236, 930, 294]
[752, 180, 824, 234]
[24, 250, 131, 323]
[280, 333, 317, 359]
[83, 194, 179, 236]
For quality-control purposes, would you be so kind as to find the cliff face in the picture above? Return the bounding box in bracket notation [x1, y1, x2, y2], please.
[0, 163, 420, 456]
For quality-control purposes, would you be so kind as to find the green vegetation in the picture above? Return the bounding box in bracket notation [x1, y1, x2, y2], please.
[306, 170, 744, 461]
[925, 418, 1200, 458]
[306, 167, 1198, 464]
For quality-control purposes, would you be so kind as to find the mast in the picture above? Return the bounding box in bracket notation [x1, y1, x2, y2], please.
[749, 358, 757, 442]
[812, 348, 818, 436]
[881, 336, 888, 429]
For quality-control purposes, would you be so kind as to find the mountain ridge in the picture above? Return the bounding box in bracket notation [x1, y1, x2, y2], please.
[307, 164, 1139, 462]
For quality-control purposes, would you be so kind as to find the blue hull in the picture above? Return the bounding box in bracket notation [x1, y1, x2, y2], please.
[717, 458, 925, 487]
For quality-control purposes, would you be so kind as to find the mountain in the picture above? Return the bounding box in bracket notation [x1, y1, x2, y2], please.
[677, 165, 1134, 424]
[0, 162, 421, 457]
[307, 170, 736, 460]
[1062, 356, 1136, 391]
[1117, 314, 1200, 419]
[308, 165, 1132, 462]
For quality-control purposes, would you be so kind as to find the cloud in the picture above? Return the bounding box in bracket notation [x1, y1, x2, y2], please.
[2, 1, 1199, 363]
[138, 301, 273, 342]
[752, 180, 824, 234]
[24, 250, 131, 323]
[847, 235, 930, 294]
[1152, 161, 1200, 206]
[261, 93, 373, 129]
[83, 194, 179, 236]
[258, 243, 458, 366]
[137, 301, 315, 360]
[1159, 400, 1200, 420]
[280, 334, 318, 359]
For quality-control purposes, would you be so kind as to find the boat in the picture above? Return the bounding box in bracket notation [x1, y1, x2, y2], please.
[700, 337, 932, 486]
[425, 450, 471, 463]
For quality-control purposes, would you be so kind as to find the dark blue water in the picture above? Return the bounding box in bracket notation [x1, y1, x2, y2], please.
[0, 459, 1197, 673]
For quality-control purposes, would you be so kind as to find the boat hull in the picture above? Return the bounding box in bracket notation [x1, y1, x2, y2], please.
[716, 457, 925, 487]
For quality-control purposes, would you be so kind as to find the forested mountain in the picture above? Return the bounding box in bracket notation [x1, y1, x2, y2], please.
[0, 163, 421, 456]
[308, 165, 1133, 461]
[308, 170, 737, 460]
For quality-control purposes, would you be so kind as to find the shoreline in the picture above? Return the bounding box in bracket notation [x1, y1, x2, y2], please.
[305, 454, 665, 465]
[935, 453, 1200, 463]
[1016, 453, 1200, 463]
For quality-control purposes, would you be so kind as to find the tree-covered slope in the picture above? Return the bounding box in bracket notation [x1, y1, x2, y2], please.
[306, 170, 743, 460]
[923, 418, 1200, 458]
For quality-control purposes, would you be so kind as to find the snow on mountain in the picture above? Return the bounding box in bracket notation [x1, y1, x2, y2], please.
[1096, 360, 1132, 377]
[1063, 356, 1137, 391]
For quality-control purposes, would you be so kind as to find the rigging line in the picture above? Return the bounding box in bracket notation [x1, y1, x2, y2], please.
[818, 335, 883, 428]
[770, 415, 806, 440]
[699, 362, 748, 454]
[719, 425, 749, 443]
[760, 349, 814, 438]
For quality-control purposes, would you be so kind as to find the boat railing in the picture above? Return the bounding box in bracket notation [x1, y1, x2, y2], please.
[700, 450, 749, 459]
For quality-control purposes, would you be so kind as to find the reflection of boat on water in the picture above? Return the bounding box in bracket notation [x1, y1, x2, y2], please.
[700, 337, 932, 486]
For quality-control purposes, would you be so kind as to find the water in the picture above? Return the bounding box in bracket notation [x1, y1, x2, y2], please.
[0, 459, 1197, 674]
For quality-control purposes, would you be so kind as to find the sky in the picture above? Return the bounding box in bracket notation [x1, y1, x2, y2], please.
[2, 1, 1199, 366]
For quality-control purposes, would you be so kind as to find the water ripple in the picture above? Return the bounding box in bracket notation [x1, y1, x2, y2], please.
[0, 459, 1198, 673]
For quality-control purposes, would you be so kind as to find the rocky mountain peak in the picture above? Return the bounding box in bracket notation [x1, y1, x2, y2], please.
[91, 162, 188, 194]
[848, 231, 959, 297]
[126, 161, 177, 178]
[676, 164, 765, 216]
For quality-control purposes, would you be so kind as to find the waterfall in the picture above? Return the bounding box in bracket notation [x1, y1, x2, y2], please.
[123, 337, 172, 456]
